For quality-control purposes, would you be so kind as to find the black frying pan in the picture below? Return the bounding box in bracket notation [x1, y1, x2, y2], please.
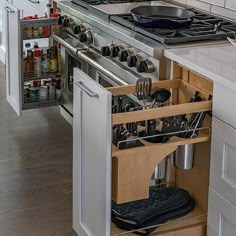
[131, 6, 195, 29]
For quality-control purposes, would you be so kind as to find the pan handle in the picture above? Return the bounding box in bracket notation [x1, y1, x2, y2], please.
[171, 18, 193, 23]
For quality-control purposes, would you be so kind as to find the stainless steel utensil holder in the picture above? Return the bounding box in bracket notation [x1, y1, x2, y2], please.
[174, 144, 195, 170]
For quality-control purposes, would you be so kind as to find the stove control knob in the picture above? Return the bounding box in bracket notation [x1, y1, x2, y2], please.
[101, 46, 111, 56]
[63, 18, 70, 27]
[111, 45, 125, 58]
[73, 25, 81, 34]
[127, 55, 137, 67]
[79, 32, 87, 42]
[118, 50, 128, 62]
[136, 60, 146, 73]
[118, 48, 134, 62]
[79, 23, 87, 33]
[144, 59, 156, 73]
[110, 46, 119, 58]
[85, 30, 93, 43]
[68, 18, 75, 26]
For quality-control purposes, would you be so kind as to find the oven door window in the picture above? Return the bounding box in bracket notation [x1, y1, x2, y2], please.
[98, 76, 114, 88]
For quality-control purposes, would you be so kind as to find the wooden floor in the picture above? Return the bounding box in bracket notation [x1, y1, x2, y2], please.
[0, 63, 76, 235]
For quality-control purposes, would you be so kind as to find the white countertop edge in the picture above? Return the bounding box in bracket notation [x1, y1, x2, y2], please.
[164, 49, 236, 92]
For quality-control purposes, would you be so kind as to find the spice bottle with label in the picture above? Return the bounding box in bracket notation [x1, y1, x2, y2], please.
[34, 49, 41, 78]
[57, 43, 62, 73]
[49, 47, 58, 73]
[41, 49, 50, 73]
[51, 13, 62, 34]
[32, 15, 39, 38]
[27, 50, 35, 75]
[24, 43, 31, 74]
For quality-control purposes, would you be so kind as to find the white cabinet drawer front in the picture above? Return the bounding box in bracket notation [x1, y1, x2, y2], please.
[213, 82, 236, 129]
[207, 188, 236, 236]
[210, 117, 236, 205]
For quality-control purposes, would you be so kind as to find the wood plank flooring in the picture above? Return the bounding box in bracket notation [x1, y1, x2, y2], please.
[0, 63, 76, 236]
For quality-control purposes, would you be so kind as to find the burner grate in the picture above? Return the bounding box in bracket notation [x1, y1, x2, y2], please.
[111, 9, 236, 44]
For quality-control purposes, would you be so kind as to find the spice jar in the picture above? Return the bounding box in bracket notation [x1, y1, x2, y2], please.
[41, 50, 49, 74]
[49, 47, 58, 73]
[34, 49, 42, 78]
[27, 50, 35, 75]
[57, 43, 62, 73]
[51, 13, 62, 35]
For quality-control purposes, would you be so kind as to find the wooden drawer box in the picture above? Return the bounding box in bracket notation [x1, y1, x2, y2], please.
[108, 77, 212, 235]
[207, 187, 236, 236]
[210, 117, 236, 205]
[109, 78, 212, 204]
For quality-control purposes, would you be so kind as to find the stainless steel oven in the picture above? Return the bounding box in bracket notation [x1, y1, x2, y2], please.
[52, 32, 145, 120]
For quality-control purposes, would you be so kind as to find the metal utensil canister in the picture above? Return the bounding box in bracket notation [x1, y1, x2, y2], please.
[174, 144, 195, 170]
[152, 158, 166, 181]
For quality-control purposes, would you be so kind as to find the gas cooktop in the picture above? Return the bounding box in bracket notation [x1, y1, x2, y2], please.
[70, 0, 236, 45]
[111, 9, 236, 44]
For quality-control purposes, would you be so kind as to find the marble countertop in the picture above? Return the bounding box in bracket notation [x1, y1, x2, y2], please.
[164, 44, 236, 91]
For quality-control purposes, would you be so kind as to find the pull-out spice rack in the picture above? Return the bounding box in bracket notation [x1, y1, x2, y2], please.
[20, 17, 63, 110]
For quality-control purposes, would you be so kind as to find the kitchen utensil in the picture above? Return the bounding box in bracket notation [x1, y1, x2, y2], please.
[131, 6, 195, 29]
[135, 78, 152, 100]
[125, 103, 135, 133]
[183, 94, 212, 138]
[151, 89, 171, 107]
[117, 96, 123, 113]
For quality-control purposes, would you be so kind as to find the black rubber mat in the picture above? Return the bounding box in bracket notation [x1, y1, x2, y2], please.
[112, 187, 195, 235]
[112, 198, 195, 235]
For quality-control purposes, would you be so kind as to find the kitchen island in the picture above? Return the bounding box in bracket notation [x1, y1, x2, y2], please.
[165, 44, 236, 236]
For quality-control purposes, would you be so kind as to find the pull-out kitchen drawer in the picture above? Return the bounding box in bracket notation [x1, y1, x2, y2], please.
[73, 71, 212, 236]
[210, 116, 236, 205]
[5, 1, 63, 116]
[213, 82, 236, 129]
[207, 187, 236, 236]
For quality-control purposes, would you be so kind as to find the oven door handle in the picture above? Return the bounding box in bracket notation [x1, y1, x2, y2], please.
[51, 34, 83, 55]
[77, 51, 128, 86]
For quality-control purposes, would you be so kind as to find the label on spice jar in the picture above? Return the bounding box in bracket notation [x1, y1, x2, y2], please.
[49, 59, 57, 73]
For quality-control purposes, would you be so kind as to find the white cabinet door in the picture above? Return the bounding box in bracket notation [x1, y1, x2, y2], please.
[208, 188, 236, 236]
[5, 1, 22, 116]
[73, 68, 112, 236]
[210, 117, 236, 205]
